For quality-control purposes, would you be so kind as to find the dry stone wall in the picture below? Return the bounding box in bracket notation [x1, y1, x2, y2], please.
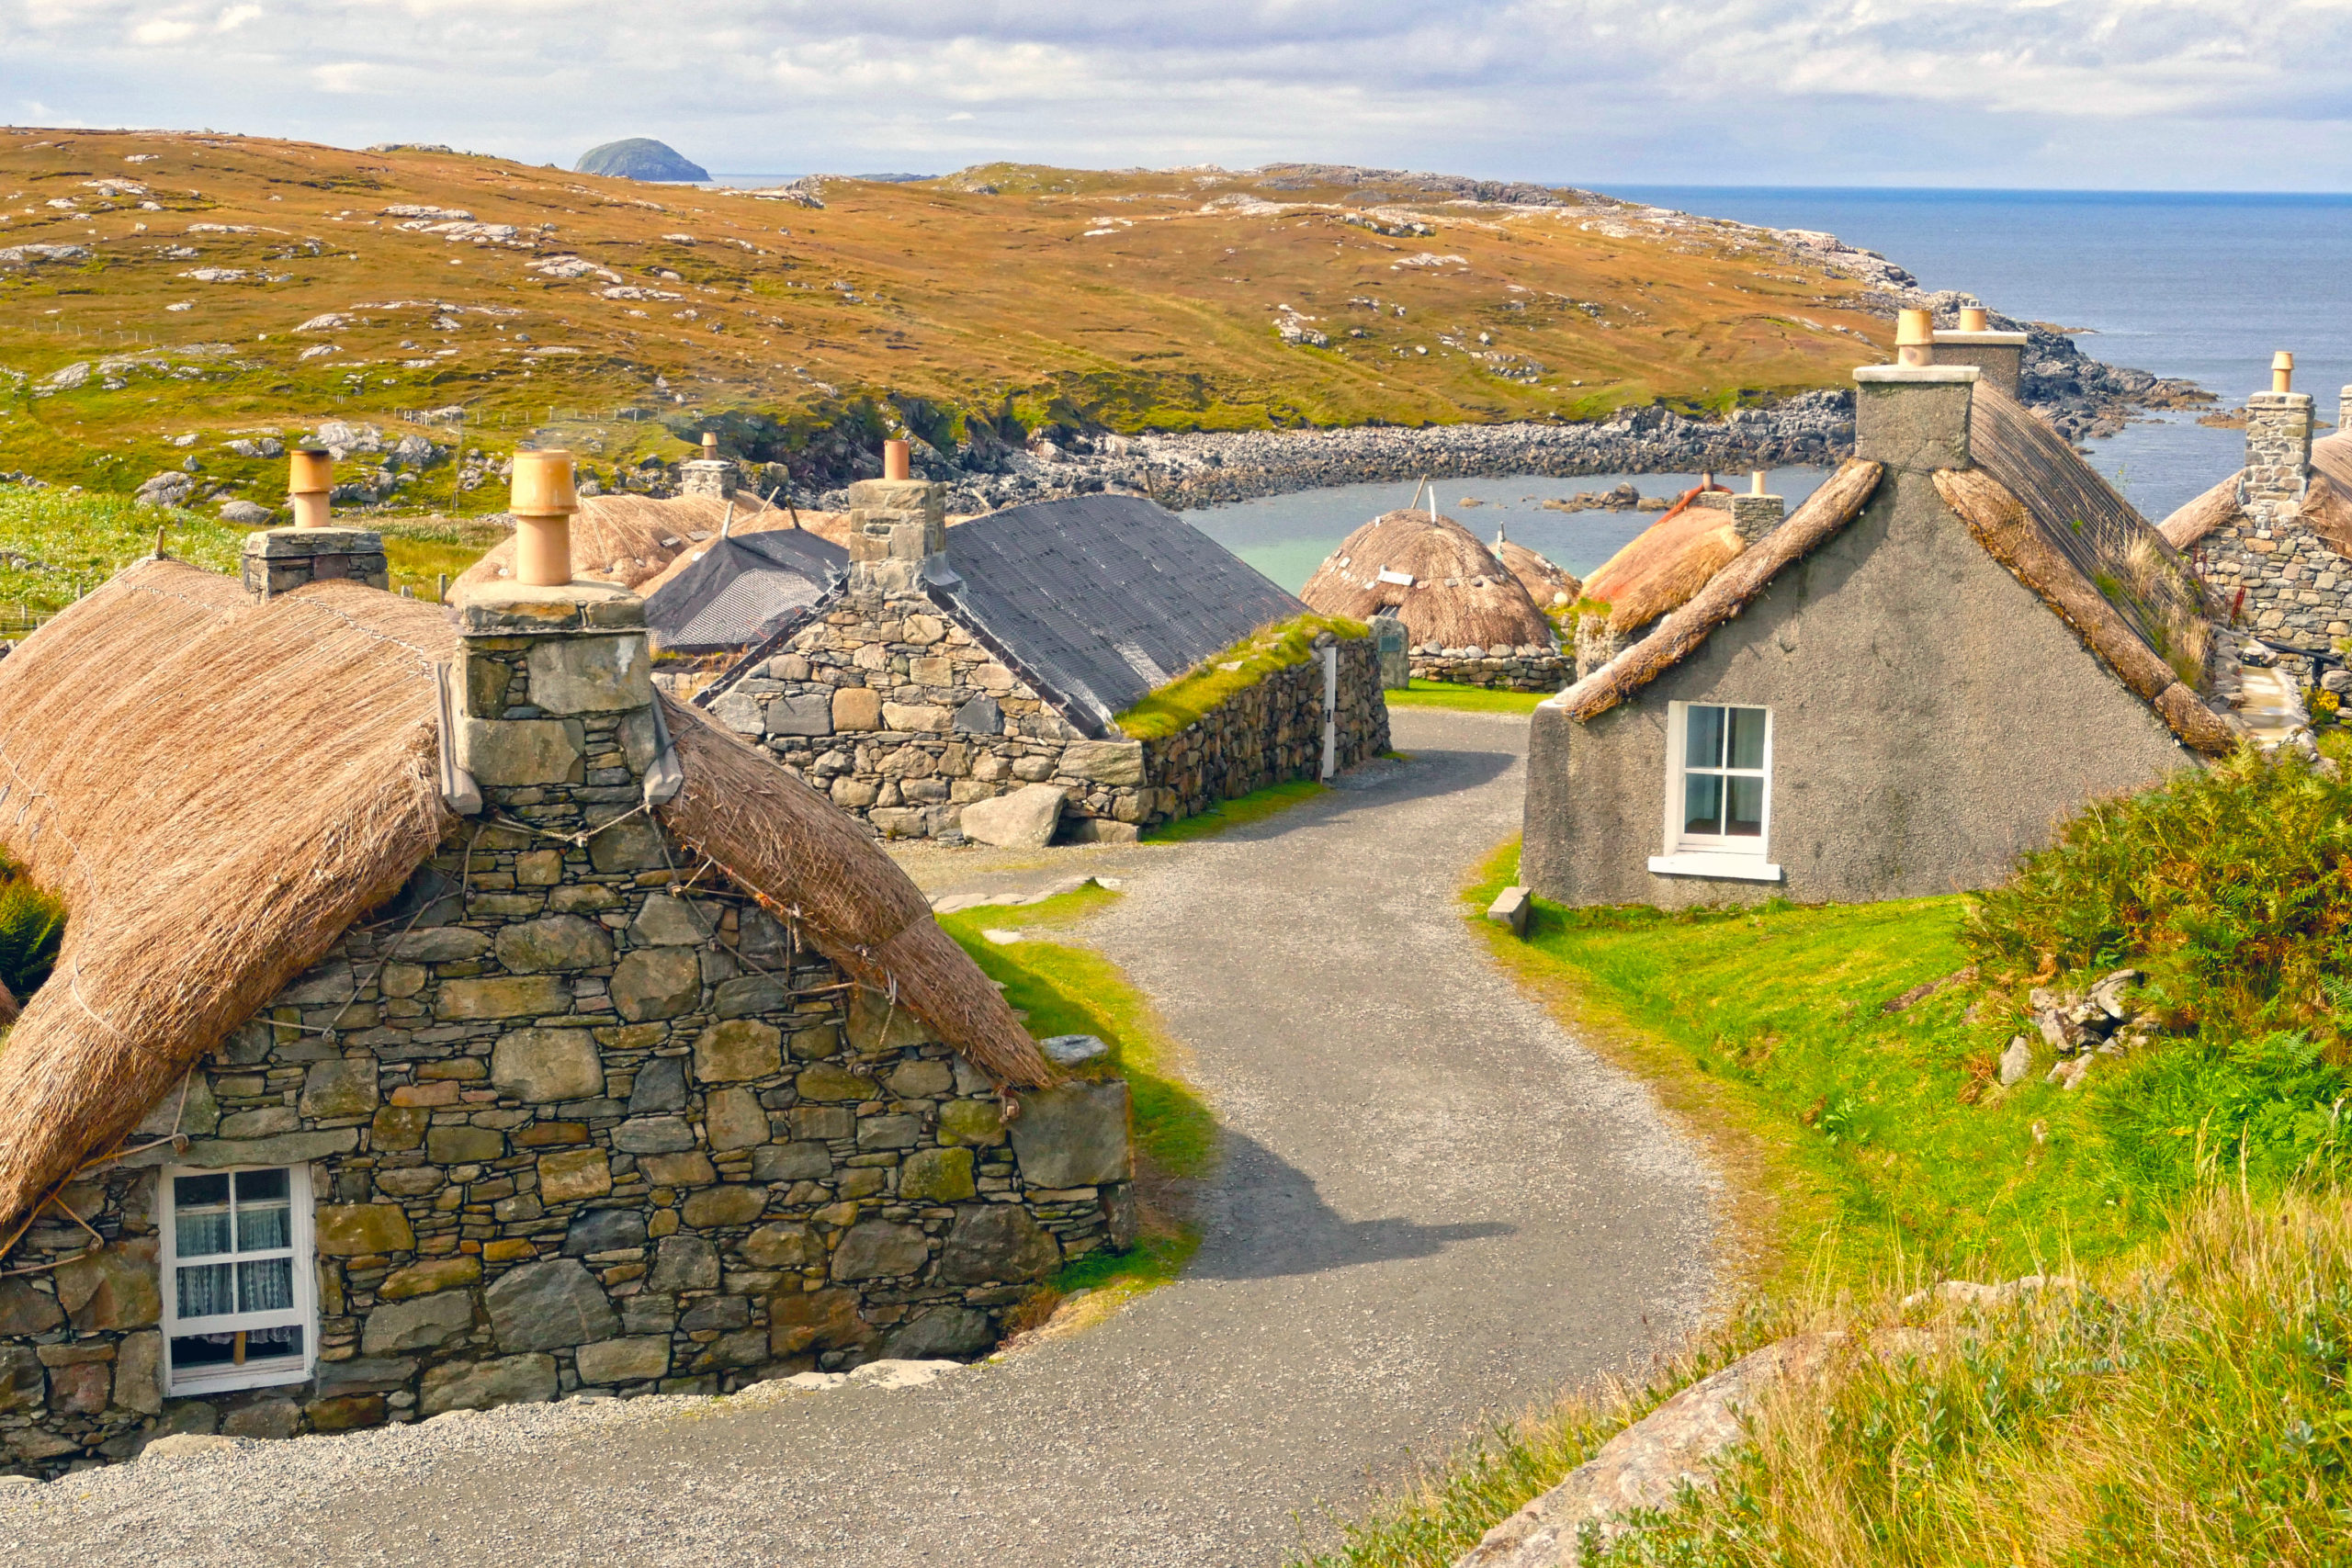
[2188, 393, 2344, 654]
[1411, 641, 1570, 692]
[702, 586, 1388, 840]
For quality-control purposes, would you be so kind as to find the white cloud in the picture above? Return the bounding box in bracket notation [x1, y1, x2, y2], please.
[6, 0, 2352, 186]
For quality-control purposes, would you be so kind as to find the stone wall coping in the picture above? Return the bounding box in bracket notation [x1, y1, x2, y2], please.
[456, 581, 647, 635]
[243, 527, 385, 558]
[2248, 391, 2315, 410]
[1932, 331, 2030, 347]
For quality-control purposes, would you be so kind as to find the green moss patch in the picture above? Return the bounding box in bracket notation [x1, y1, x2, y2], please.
[1144, 779, 1328, 843]
[1114, 613, 1366, 741]
[1384, 679, 1553, 715]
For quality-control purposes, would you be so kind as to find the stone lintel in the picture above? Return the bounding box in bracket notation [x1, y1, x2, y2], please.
[1852, 365, 1981, 385]
[1931, 331, 2030, 347]
[243, 526, 385, 558]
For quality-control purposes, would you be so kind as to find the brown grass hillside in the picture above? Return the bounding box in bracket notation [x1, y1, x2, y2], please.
[0, 129, 1894, 503]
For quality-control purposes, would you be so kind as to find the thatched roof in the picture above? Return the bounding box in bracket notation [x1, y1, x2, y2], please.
[0, 561, 1047, 1241]
[2157, 473, 2243, 552]
[1578, 486, 1737, 636]
[1300, 510, 1552, 650]
[455, 492, 848, 594]
[1494, 530, 1580, 609]
[1554, 418, 2234, 756]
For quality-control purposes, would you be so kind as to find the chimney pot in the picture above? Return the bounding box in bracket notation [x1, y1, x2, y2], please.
[288, 446, 333, 528]
[1957, 307, 1989, 333]
[882, 439, 910, 481]
[702, 432, 718, 457]
[2273, 351, 2295, 395]
[510, 449, 579, 588]
[1750, 469, 1767, 496]
[1895, 308, 1935, 368]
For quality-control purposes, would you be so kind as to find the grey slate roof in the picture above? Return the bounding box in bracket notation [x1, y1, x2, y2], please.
[938, 494, 1306, 734]
[643, 529, 846, 653]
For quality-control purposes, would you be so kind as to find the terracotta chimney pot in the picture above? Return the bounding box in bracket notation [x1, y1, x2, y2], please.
[1895, 309, 1935, 368]
[702, 433, 718, 457]
[2273, 351, 2295, 395]
[883, 439, 910, 481]
[1750, 469, 1768, 496]
[288, 447, 333, 528]
[510, 449, 579, 588]
[1957, 307, 1989, 333]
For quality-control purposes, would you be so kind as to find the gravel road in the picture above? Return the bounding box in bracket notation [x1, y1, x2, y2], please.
[0, 707, 1716, 1568]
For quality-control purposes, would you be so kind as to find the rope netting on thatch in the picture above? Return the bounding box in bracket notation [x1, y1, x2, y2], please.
[655, 699, 1053, 1089]
[1495, 536, 1579, 610]
[456, 491, 841, 594]
[1299, 510, 1552, 649]
[1579, 485, 1738, 637]
[0, 561, 458, 1241]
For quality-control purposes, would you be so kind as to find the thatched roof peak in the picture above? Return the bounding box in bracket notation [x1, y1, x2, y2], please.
[1299, 508, 1552, 650]
[1579, 483, 1737, 636]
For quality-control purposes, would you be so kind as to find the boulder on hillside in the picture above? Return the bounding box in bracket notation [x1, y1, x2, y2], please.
[575, 139, 710, 183]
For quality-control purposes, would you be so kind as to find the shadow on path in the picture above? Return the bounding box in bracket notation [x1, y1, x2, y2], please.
[1188, 1129, 1516, 1280]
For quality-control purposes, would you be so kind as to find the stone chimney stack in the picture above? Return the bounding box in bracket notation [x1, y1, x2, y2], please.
[2244, 351, 2313, 508]
[680, 431, 736, 500]
[242, 446, 390, 598]
[1931, 304, 2030, 398]
[1854, 321, 1980, 476]
[447, 448, 677, 813]
[845, 439, 950, 595]
[1731, 468, 1785, 544]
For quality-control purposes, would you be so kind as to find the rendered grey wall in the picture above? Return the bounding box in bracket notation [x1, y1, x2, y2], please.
[1522, 467, 2202, 908]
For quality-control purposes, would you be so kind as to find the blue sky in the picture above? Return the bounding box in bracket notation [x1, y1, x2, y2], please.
[7, 1, 2352, 190]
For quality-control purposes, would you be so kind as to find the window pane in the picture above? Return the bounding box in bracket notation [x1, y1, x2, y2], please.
[237, 1203, 290, 1253]
[1728, 707, 1768, 770]
[177, 1261, 234, 1318]
[174, 1174, 229, 1210]
[1685, 705, 1724, 769]
[1683, 773, 1724, 836]
[247, 1325, 303, 1360]
[175, 1207, 232, 1258]
[238, 1258, 295, 1314]
[170, 1333, 238, 1371]
[235, 1168, 289, 1205]
[1726, 775, 1766, 837]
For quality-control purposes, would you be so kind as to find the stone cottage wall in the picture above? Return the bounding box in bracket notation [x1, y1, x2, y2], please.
[2188, 391, 2343, 660]
[1141, 636, 1389, 820]
[1409, 641, 1570, 692]
[0, 826, 1132, 1475]
[703, 588, 1389, 841]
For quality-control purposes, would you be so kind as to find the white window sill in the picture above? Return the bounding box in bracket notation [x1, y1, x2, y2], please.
[166, 1359, 312, 1399]
[1648, 852, 1783, 883]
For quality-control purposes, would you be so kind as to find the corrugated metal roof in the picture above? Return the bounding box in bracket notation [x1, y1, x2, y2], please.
[644, 530, 845, 652]
[939, 494, 1306, 733]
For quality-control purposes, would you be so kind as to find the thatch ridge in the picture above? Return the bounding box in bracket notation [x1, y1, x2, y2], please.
[655, 699, 1054, 1088]
[0, 563, 458, 1241]
[1934, 467, 2234, 756]
[1299, 510, 1552, 649]
[457, 492, 845, 595]
[2158, 471, 2244, 551]
[1553, 459, 1883, 723]
[1579, 486, 1738, 635]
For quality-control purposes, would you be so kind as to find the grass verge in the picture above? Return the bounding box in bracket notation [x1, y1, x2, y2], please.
[1145, 778, 1328, 843]
[0, 488, 240, 615]
[935, 886, 1214, 1308]
[1383, 679, 1553, 715]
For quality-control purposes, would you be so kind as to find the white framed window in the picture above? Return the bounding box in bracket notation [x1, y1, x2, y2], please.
[159, 1165, 317, 1396]
[1649, 702, 1782, 882]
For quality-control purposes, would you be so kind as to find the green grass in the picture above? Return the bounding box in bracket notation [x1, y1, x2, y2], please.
[1114, 614, 1368, 740]
[1382, 678, 1553, 715]
[935, 886, 1215, 1297]
[1144, 778, 1328, 843]
[375, 517, 503, 601]
[0, 487, 241, 615]
[0, 853, 64, 1002]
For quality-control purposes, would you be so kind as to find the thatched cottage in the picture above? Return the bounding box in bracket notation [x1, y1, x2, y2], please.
[1569, 478, 1792, 679]
[2158, 358, 2352, 662]
[1493, 525, 1579, 614]
[694, 456, 1388, 843]
[0, 457, 1132, 1473]
[1524, 317, 2233, 908]
[1300, 506, 1566, 691]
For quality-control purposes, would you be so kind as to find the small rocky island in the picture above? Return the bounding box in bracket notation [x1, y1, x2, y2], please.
[575, 138, 709, 182]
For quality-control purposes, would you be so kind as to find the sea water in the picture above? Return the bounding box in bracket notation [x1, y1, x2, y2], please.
[1190, 188, 2352, 582]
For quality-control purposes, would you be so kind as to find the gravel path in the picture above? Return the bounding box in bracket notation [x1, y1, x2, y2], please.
[0, 708, 1716, 1568]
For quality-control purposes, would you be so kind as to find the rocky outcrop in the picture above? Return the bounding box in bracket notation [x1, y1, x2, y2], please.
[574, 139, 709, 183]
